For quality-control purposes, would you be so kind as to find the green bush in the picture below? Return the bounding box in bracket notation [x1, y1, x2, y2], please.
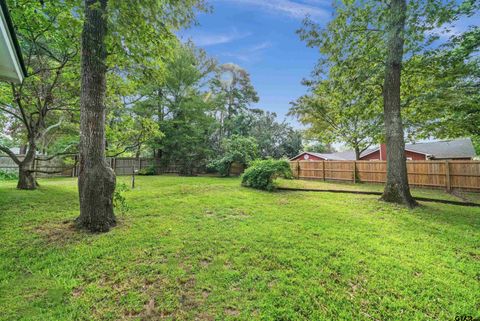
[0, 170, 18, 181]
[210, 135, 258, 176]
[114, 183, 130, 213]
[138, 165, 156, 176]
[241, 159, 292, 191]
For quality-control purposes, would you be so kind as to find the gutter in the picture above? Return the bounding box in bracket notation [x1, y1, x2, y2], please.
[0, 0, 27, 77]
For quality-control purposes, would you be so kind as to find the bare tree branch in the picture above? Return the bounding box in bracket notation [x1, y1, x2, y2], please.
[36, 151, 77, 161]
[0, 145, 21, 165]
[39, 117, 63, 140]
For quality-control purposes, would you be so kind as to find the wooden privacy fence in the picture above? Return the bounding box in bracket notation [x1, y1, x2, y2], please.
[0, 156, 207, 177]
[290, 160, 480, 191]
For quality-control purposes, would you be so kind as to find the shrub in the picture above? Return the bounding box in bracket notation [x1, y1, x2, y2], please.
[0, 170, 18, 181]
[209, 135, 258, 176]
[241, 159, 292, 191]
[138, 165, 156, 176]
[114, 183, 130, 213]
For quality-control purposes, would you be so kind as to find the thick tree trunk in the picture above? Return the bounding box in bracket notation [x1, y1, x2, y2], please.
[17, 142, 38, 190]
[76, 0, 116, 232]
[17, 163, 36, 190]
[380, 0, 417, 208]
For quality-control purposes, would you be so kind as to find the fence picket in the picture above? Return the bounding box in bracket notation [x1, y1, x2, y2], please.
[292, 160, 480, 191]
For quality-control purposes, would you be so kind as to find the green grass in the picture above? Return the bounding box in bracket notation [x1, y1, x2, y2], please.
[278, 178, 480, 204]
[0, 176, 479, 320]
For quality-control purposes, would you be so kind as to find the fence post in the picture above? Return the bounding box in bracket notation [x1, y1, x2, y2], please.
[132, 165, 136, 189]
[445, 160, 451, 192]
[72, 155, 76, 177]
[33, 157, 38, 175]
[297, 161, 300, 179]
[322, 160, 326, 181]
[353, 161, 356, 184]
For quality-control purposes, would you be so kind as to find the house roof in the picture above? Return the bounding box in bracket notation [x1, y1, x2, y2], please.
[291, 138, 477, 161]
[405, 138, 476, 159]
[308, 152, 345, 160]
[326, 149, 378, 161]
[291, 149, 376, 161]
[0, 0, 27, 83]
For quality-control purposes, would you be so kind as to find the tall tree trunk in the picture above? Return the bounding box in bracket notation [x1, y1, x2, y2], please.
[380, 0, 417, 208]
[354, 146, 361, 161]
[17, 142, 37, 190]
[154, 149, 163, 174]
[76, 0, 116, 232]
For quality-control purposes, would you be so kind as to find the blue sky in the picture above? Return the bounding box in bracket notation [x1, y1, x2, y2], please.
[179, 0, 479, 129]
[179, 0, 334, 125]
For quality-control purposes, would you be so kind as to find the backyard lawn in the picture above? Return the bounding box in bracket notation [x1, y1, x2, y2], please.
[277, 178, 480, 204]
[0, 176, 479, 320]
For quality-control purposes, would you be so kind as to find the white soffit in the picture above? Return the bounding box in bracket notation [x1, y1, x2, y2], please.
[0, 2, 24, 83]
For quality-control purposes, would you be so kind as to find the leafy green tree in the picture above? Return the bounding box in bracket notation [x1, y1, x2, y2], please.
[210, 63, 259, 144]
[229, 109, 303, 159]
[134, 43, 217, 174]
[210, 135, 258, 177]
[403, 27, 480, 153]
[105, 73, 162, 158]
[0, 0, 81, 190]
[380, 0, 417, 207]
[76, 0, 208, 232]
[296, 0, 476, 206]
[77, 0, 116, 232]
[291, 77, 382, 160]
[279, 128, 304, 159]
[304, 141, 334, 154]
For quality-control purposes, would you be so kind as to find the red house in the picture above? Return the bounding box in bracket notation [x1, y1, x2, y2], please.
[291, 138, 477, 161]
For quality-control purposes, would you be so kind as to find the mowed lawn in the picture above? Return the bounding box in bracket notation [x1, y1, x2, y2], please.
[0, 176, 479, 320]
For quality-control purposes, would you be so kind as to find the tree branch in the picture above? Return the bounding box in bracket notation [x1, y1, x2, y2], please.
[0, 105, 23, 122]
[36, 152, 77, 161]
[39, 118, 63, 140]
[0, 145, 21, 165]
[11, 84, 31, 135]
[30, 165, 76, 174]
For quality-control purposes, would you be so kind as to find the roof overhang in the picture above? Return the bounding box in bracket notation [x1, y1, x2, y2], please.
[359, 148, 380, 159]
[290, 152, 309, 161]
[290, 152, 324, 161]
[0, 0, 26, 83]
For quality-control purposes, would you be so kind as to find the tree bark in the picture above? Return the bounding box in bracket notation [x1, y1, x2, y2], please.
[17, 141, 38, 190]
[76, 0, 116, 232]
[380, 0, 417, 208]
[354, 146, 361, 161]
[17, 163, 36, 190]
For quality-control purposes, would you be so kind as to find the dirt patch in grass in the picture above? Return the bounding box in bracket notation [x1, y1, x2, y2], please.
[200, 258, 212, 268]
[31, 220, 83, 245]
[277, 198, 290, 206]
[31, 217, 130, 246]
[225, 307, 240, 316]
[71, 287, 83, 298]
[203, 208, 250, 220]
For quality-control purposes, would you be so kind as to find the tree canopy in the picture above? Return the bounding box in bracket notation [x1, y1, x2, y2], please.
[293, 0, 479, 152]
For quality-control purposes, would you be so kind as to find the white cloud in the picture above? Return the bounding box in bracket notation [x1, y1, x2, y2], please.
[223, 41, 273, 62]
[189, 30, 251, 46]
[220, 0, 330, 19]
[430, 15, 479, 41]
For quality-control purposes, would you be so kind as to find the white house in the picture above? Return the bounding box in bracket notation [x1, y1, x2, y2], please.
[0, 0, 26, 83]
